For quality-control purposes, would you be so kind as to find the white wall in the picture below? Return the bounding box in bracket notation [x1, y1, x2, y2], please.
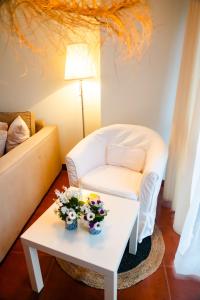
[0, 31, 101, 162]
[101, 0, 189, 143]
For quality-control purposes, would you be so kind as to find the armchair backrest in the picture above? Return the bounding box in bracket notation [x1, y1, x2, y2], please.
[66, 124, 167, 180]
[92, 124, 167, 174]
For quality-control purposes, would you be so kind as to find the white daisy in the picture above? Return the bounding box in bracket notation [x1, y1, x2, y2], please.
[68, 186, 78, 196]
[94, 222, 101, 231]
[81, 204, 90, 214]
[61, 206, 68, 214]
[66, 217, 73, 224]
[86, 212, 95, 221]
[68, 211, 77, 220]
[64, 190, 72, 200]
[74, 191, 82, 200]
[60, 194, 68, 204]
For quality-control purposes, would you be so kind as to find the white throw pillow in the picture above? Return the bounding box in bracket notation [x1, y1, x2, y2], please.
[0, 122, 8, 131]
[106, 144, 146, 172]
[6, 116, 30, 152]
[0, 130, 7, 157]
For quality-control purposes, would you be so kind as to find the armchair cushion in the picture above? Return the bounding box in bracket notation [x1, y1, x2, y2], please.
[106, 144, 146, 172]
[80, 165, 142, 200]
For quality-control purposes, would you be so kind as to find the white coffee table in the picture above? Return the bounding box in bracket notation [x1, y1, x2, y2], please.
[21, 190, 140, 300]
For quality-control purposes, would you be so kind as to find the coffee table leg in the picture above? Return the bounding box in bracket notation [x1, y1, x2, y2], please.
[22, 243, 44, 292]
[129, 214, 139, 255]
[104, 271, 117, 300]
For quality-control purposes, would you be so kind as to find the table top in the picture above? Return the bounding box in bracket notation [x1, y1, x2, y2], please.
[21, 190, 139, 273]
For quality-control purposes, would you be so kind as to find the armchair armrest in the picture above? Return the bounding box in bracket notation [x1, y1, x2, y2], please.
[138, 137, 168, 241]
[143, 136, 168, 177]
[66, 132, 106, 187]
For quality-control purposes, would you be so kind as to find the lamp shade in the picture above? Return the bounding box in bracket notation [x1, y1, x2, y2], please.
[64, 43, 95, 80]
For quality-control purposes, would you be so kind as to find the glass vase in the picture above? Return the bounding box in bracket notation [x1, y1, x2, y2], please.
[65, 219, 78, 230]
[89, 226, 101, 235]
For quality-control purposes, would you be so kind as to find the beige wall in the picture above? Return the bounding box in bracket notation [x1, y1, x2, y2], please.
[0, 31, 101, 162]
[101, 0, 189, 143]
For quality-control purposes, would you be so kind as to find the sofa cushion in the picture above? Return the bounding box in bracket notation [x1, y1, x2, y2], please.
[6, 116, 30, 152]
[0, 130, 7, 157]
[0, 111, 35, 135]
[80, 165, 142, 200]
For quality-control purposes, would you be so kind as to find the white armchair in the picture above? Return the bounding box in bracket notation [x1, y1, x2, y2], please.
[66, 124, 168, 242]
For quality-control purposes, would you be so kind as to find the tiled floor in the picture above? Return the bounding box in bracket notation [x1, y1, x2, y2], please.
[0, 171, 200, 300]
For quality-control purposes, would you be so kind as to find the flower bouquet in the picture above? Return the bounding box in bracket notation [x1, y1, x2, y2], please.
[55, 187, 83, 230]
[81, 193, 108, 235]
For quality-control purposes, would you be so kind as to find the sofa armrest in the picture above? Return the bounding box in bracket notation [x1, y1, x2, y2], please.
[0, 125, 61, 262]
[66, 132, 106, 186]
[0, 126, 60, 174]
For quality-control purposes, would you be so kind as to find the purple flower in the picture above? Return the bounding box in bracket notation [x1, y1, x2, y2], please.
[90, 200, 96, 205]
[96, 199, 103, 207]
[89, 221, 94, 228]
[98, 208, 105, 215]
[94, 222, 101, 231]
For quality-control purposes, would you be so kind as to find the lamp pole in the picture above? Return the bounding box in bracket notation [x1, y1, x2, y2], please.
[79, 79, 85, 138]
[65, 44, 95, 139]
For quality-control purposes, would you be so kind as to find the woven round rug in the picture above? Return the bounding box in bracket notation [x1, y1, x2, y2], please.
[56, 226, 165, 289]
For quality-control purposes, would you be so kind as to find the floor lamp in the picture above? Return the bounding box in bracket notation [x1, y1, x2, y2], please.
[64, 43, 95, 138]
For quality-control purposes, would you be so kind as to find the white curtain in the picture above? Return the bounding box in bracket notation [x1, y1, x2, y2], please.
[164, 0, 200, 275]
[174, 129, 200, 276]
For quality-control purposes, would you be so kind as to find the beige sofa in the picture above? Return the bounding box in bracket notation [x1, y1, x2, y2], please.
[0, 125, 61, 262]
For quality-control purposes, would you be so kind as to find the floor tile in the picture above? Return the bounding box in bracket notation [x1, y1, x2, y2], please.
[0, 252, 54, 300]
[48, 171, 69, 194]
[162, 229, 179, 267]
[118, 266, 169, 300]
[39, 260, 104, 300]
[156, 202, 180, 267]
[166, 266, 200, 300]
